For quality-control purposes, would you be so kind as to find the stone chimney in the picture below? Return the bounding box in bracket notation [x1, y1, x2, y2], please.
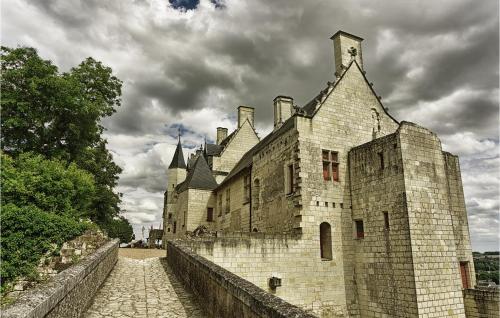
[330, 30, 363, 77]
[238, 106, 255, 128]
[216, 127, 228, 144]
[273, 96, 293, 128]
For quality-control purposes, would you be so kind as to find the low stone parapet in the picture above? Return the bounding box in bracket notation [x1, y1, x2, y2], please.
[2, 238, 119, 318]
[167, 240, 317, 318]
[463, 288, 500, 318]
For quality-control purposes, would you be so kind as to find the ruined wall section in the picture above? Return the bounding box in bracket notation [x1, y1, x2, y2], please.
[349, 132, 418, 317]
[444, 152, 476, 284]
[399, 122, 466, 317]
[251, 123, 302, 233]
[212, 121, 259, 176]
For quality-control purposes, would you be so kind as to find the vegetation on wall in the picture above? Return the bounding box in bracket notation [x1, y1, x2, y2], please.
[0, 46, 133, 292]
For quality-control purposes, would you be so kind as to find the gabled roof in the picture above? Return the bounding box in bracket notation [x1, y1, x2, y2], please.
[205, 143, 223, 156]
[168, 140, 186, 169]
[217, 118, 295, 188]
[176, 155, 218, 192]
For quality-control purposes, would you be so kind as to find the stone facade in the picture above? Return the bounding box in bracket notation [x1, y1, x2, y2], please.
[162, 30, 482, 317]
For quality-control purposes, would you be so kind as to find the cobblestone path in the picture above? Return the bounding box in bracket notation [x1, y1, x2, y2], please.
[84, 255, 206, 318]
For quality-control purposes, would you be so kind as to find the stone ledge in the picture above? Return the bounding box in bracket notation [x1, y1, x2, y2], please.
[2, 238, 119, 318]
[168, 240, 317, 318]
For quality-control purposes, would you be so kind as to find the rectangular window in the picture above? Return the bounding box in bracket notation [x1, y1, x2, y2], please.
[355, 220, 364, 239]
[460, 262, 470, 289]
[207, 208, 214, 222]
[378, 152, 384, 170]
[225, 189, 230, 214]
[287, 164, 294, 194]
[218, 194, 222, 216]
[173, 221, 177, 234]
[322, 150, 339, 182]
[383, 211, 390, 230]
[244, 175, 251, 203]
[168, 213, 172, 220]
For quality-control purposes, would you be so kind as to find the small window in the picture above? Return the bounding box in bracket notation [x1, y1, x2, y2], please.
[244, 175, 251, 203]
[218, 194, 222, 216]
[460, 262, 470, 289]
[252, 228, 258, 232]
[286, 164, 294, 194]
[173, 221, 177, 234]
[168, 213, 172, 220]
[320, 222, 333, 260]
[325, 202, 328, 207]
[355, 220, 364, 239]
[340, 203, 344, 209]
[167, 228, 170, 232]
[207, 208, 214, 222]
[378, 152, 384, 170]
[225, 189, 231, 214]
[383, 211, 390, 230]
[253, 179, 260, 209]
[332, 202, 336, 208]
[322, 150, 339, 182]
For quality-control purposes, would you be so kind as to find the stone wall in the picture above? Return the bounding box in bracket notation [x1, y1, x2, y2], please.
[178, 233, 353, 317]
[463, 289, 500, 318]
[3, 239, 119, 318]
[167, 240, 317, 318]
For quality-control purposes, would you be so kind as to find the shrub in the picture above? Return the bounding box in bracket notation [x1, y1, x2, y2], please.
[0, 204, 88, 292]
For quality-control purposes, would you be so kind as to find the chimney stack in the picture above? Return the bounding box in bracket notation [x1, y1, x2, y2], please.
[330, 30, 363, 77]
[273, 96, 293, 128]
[237, 106, 255, 128]
[216, 127, 228, 144]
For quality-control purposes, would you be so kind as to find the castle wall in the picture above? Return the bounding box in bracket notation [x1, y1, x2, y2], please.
[215, 171, 251, 232]
[349, 132, 419, 317]
[444, 152, 476, 284]
[186, 189, 216, 232]
[399, 123, 466, 317]
[212, 121, 259, 175]
[172, 190, 189, 237]
[180, 233, 352, 317]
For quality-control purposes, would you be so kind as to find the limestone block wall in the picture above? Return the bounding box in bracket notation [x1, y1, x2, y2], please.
[212, 121, 259, 174]
[444, 152, 476, 280]
[251, 123, 302, 233]
[3, 239, 119, 318]
[349, 132, 419, 317]
[186, 189, 216, 231]
[216, 172, 251, 232]
[180, 233, 352, 317]
[463, 289, 500, 318]
[167, 240, 316, 318]
[399, 122, 466, 317]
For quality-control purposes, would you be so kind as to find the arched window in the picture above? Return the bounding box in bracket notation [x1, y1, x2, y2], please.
[252, 228, 258, 232]
[320, 222, 332, 260]
[253, 179, 260, 209]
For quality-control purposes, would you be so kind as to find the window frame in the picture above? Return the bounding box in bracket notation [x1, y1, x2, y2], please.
[207, 207, 214, 222]
[320, 222, 333, 261]
[322, 150, 339, 182]
[243, 174, 251, 203]
[355, 219, 364, 239]
[225, 188, 230, 214]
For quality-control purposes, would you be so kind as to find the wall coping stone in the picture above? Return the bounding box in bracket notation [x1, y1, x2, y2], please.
[2, 238, 119, 318]
[169, 240, 316, 318]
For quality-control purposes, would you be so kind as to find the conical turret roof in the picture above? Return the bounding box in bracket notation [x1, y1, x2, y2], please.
[168, 140, 186, 169]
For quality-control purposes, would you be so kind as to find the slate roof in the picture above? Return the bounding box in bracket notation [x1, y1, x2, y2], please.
[168, 140, 186, 169]
[176, 155, 218, 192]
[205, 143, 223, 156]
[217, 118, 295, 188]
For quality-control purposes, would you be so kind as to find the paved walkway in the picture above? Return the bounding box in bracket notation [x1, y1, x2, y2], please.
[84, 249, 206, 318]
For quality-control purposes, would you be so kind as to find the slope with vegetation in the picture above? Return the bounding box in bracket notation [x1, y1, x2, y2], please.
[0, 46, 133, 294]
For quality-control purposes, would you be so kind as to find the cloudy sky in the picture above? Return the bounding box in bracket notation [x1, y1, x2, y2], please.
[2, 0, 498, 251]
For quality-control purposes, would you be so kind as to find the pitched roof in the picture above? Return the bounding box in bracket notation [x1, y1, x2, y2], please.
[217, 118, 295, 188]
[176, 155, 218, 192]
[168, 140, 186, 169]
[205, 143, 223, 156]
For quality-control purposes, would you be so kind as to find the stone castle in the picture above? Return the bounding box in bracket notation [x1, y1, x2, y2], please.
[162, 31, 480, 317]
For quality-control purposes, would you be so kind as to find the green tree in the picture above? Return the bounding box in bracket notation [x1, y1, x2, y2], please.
[101, 217, 134, 244]
[1, 152, 96, 218]
[1, 46, 123, 223]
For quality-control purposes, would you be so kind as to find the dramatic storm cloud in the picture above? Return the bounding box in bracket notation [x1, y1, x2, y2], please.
[2, 0, 498, 250]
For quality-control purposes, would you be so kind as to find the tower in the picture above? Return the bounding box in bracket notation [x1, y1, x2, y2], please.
[163, 135, 187, 243]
